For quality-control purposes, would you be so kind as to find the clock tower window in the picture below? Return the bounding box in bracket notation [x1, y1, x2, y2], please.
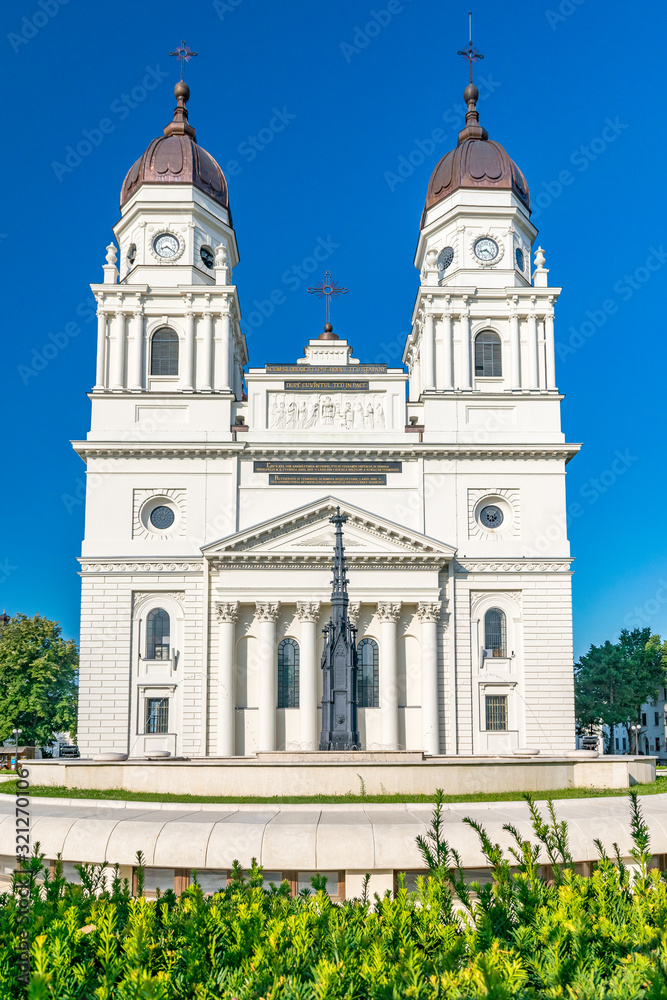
[474, 331, 502, 378]
[151, 328, 179, 376]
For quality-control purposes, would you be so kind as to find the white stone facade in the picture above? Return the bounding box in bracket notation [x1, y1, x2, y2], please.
[75, 94, 579, 760]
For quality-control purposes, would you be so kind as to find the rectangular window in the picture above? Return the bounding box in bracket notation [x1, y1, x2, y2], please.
[615, 737, 619, 750]
[623, 737, 627, 750]
[656, 712, 660, 727]
[642, 713, 647, 726]
[485, 694, 508, 731]
[145, 697, 169, 734]
[656, 738, 661, 752]
[136, 868, 175, 898]
[190, 870, 227, 895]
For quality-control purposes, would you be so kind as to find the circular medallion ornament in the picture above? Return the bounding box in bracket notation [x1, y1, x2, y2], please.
[473, 237, 500, 263]
[479, 505, 504, 529]
[200, 246, 214, 269]
[437, 246, 454, 273]
[152, 233, 181, 259]
[150, 505, 175, 530]
[515, 247, 524, 271]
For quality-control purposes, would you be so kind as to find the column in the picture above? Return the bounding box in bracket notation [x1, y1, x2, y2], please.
[216, 602, 239, 757]
[201, 310, 213, 391]
[217, 305, 231, 391]
[182, 308, 195, 391]
[509, 305, 521, 391]
[527, 299, 539, 390]
[545, 305, 556, 390]
[110, 311, 126, 391]
[377, 602, 401, 750]
[94, 307, 106, 390]
[256, 602, 279, 752]
[297, 602, 320, 749]
[129, 306, 144, 391]
[418, 603, 441, 755]
[459, 309, 471, 389]
[422, 312, 435, 391]
[442, 312, 453, 390]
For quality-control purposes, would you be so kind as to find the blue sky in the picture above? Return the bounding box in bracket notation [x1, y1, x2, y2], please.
[1, 0, 665, 658]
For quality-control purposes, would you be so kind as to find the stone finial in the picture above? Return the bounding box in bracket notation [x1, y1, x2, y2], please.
[423, 247, 439, 286]
[105, 243, 118, 266]
[215, 243, 228, 267]
[103, 242, 119, 284]
[215, 243, 230, 285]
[533, 246, 549, 287]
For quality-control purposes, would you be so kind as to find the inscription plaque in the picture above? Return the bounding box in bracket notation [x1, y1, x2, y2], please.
[268, 474, 387, 486]
[254, 461, 401, 475]
[283, 380, 369, 391]
[265, 364, 387, 373]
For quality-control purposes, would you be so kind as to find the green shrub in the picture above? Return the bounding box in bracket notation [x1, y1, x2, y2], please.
[2, 792, 667, 997]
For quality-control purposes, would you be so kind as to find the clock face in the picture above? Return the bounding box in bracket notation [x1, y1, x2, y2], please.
[473, 237, 499, 262]
[153, 233, 180, 259]
[515, 247, 525, 271]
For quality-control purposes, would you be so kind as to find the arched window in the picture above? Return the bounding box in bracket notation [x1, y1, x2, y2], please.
[357, 638, 379, 708]
[146, 608, 170, 660]
[278, 638, 299, 708]
[484, 608, 507, 657]
[150, 328, 179, 376]
[475, 331, 502, 378]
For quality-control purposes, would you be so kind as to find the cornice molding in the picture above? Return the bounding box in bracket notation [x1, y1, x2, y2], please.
[72, 441, 579, 463]
[457, 559, 572, 574]
[79, 559, 202, 574]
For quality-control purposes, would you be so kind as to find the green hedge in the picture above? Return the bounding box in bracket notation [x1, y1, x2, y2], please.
[2, 792, 667, 998]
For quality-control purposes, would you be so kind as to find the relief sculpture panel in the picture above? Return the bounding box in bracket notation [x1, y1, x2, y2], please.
[268, 392, 387, 431]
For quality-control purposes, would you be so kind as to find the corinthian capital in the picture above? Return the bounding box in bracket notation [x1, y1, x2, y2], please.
[216, 601, 239, 624]
[417, 602, 441, 623]
[347, 602, 361, 627]
[296, 601, 320, 623]
[255, 601, 280, 622]
[377, 602, 401, 623]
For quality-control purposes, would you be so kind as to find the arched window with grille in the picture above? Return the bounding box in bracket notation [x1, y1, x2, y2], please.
[484, 608, 507, 657]
[277, 638, 299, 708]
[150, 328, 179, 376]
[146, 608, 170, 660]
[475, 331, 502, 378]
[356, 638, 379, 708]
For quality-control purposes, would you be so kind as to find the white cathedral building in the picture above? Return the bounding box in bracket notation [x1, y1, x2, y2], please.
[75, 76, 579, 760]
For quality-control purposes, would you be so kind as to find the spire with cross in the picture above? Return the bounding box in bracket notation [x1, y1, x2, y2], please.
[457, 12, 484, 84]
[307, 270, 349, 337]
[169, 40, 198, 81]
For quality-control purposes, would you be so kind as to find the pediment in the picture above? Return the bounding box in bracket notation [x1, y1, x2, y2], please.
[202, 496, 455, 567]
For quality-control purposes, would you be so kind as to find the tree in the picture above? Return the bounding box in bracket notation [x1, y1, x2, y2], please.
[575, 628, 665, 753]
[0, 614, 78, 745]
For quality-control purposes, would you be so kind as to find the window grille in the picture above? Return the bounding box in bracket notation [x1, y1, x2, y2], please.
[484, 608, 507, 657]
[485, 694, 508, 731]
[146, 608, 170, 660]
[356, 638, 379, 707]
[475, 331, 502, 377]
[150, 328, 179, 376]
[145, 697, 169, 734]
[277, 638, 299, 708]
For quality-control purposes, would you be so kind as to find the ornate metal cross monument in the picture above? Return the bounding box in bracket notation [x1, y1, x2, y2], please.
[457, 12, 484, 83]
[169, 40, 198, 80]
[307, 270, 349, 328]
[319, 508, 359, 751]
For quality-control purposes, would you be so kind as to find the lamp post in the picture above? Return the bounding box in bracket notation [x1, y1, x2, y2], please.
[629, 723, 641, 755]
[10, 727, 22, 772]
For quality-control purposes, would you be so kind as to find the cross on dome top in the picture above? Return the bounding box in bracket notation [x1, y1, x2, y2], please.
[169, 40, 198, 81]
[308, 270, 349, 340]
[457, 12, 484, 85]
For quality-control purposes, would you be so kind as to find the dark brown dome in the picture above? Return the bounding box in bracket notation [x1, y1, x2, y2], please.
[120, 84, 230, 215]
[421, 86, 529, 226]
